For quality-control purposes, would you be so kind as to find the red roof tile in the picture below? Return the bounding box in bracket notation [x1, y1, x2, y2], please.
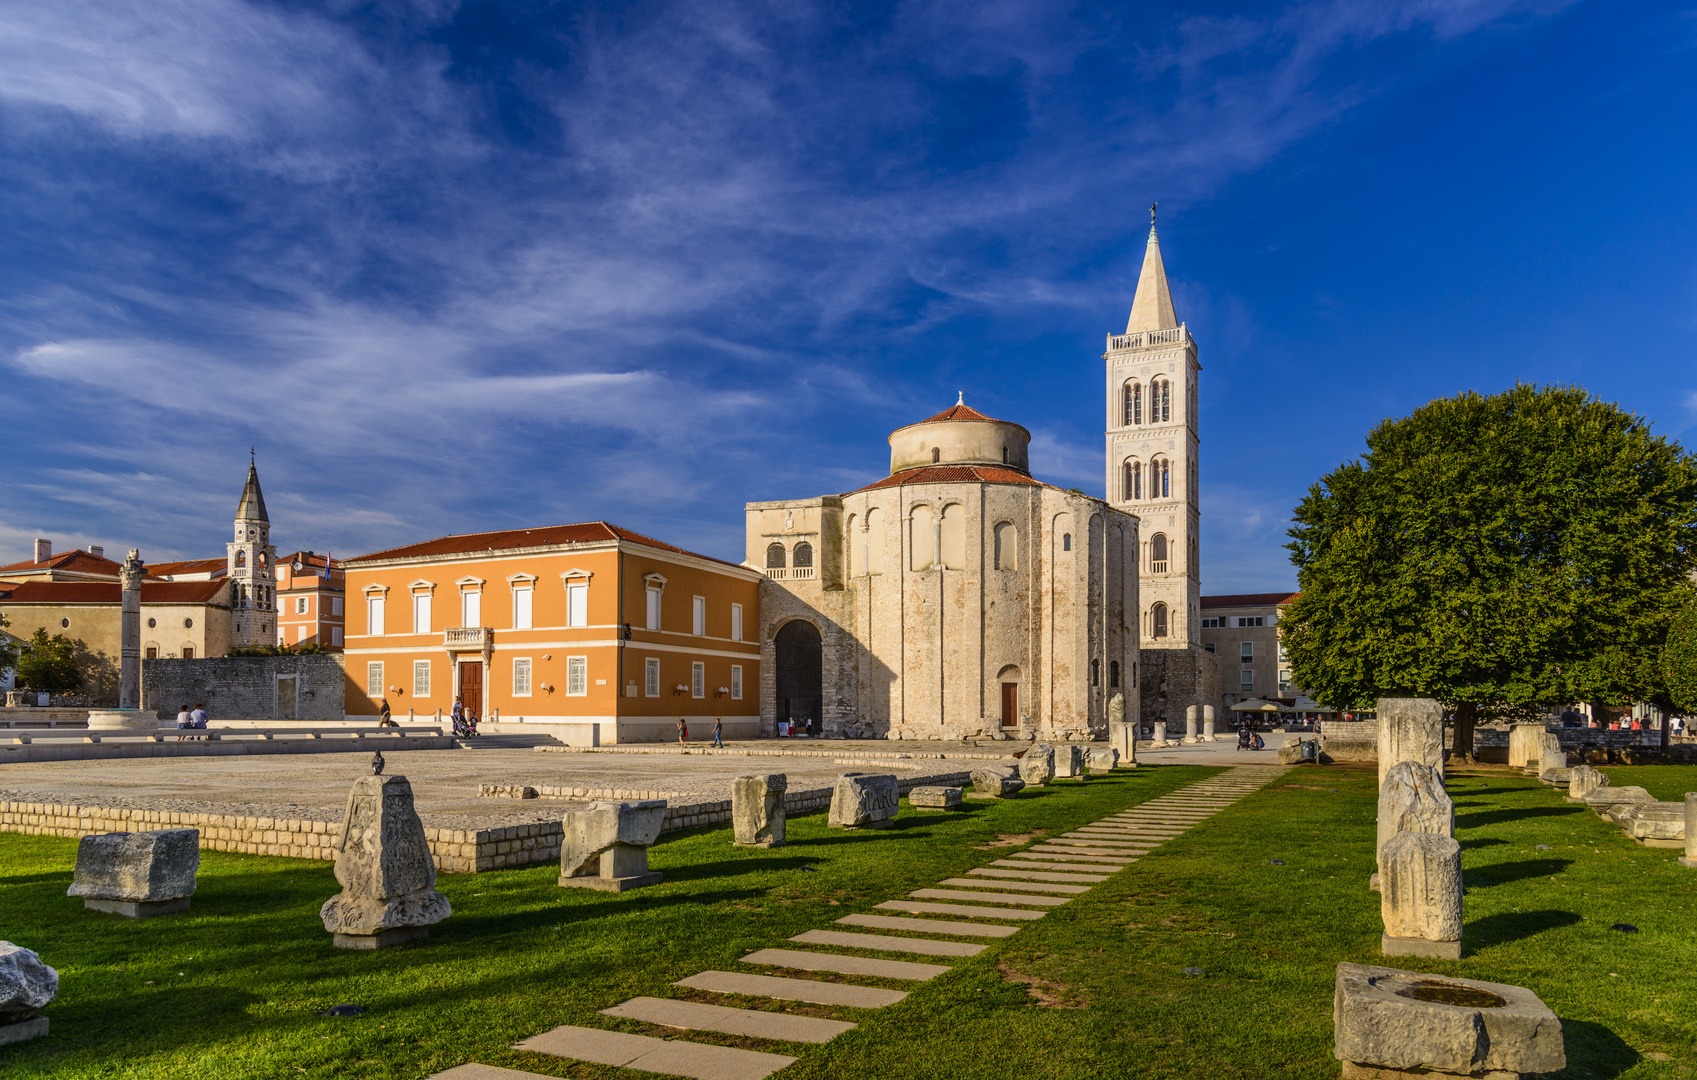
[0, 580, 227, 604]
[147, 558, 229, 577]
[0, 549, 125, 576]
[848, 465, 1043, 494]
[1201, 592, 1299, 608]
[345, 521, 742, 568]
[918, 402, 998, 424]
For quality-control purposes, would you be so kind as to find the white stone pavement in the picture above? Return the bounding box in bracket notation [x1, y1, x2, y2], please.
[427, 763, 1289, 1080]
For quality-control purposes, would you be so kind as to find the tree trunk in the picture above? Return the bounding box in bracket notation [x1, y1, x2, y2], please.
[1452, 701, 1478, 765]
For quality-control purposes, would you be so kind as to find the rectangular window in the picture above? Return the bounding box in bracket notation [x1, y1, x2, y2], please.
[461, 590, 481, 629]
[514, 587, 533, 629]
[731, 664, 743, 700]
[731, 603, 743, 642]
[645, 657, 660, 696]
[331, 597, 343, 616]
[567, 656, 588, 696]
[1278, 642, 1289, 663]
[691, 661, 705, 698]
[1200, 616, 1224, 629]
[367, 662, 383, 697]
[145, 646, 158, 660]
[1240, 669, 1254, 692]
[1236, 616, 1265, 628]
[513, 658, 532, 696]
[295, 596, 309, 614]
[692, 596, 706, 636]
[645, 586, 661, 631]
[566, 582, 588, 628]
[297, 626, 309, 643]
[368, 596, 385, 636]
[1279, 670, 1294, 694]
[413, 593, 431, 634]
[1203, 642, 1216, 653]
[182, 647, 194, 659]
[1240, 641, 1254, 660]
[413, 659, 430, 697]
[330, 626, 343, 646]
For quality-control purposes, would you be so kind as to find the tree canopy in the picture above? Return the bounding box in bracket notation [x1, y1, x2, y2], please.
[15, 628, 84, 692]
[1282, 384, 1697, 732]
[1667, 598, 1697, 715]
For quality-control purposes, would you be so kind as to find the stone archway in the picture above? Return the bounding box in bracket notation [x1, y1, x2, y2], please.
[775, 620, 823, 736]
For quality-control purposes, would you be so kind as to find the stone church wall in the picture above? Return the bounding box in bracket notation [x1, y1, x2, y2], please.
[142, 654, 348, 722]
[1137, 645, 1220, 730]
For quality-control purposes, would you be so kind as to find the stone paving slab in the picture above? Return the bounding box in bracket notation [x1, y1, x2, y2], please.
[428, 1065, 553, 1080]
[876, 899, 1045, 920]
[966, 867, 1108, 884]
[789, 929, 985, 957]
[603, 996, 854, 1044]
[938, 876, 1088, 894]
[740, 948, 950, 980]
[519, 1024, 798, 1078]
[1016, 849, 1133, 863]
[909, 888, 1069, 907]
[992, 858, 1127, 873]
[838, 913, 1020, 938]
[676, 970, 908, 1008]
[1053, 836, 1153, 847]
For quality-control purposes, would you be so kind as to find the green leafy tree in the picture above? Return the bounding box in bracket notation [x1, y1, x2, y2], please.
[0, 612, 18, 677]
[1667, 598, 1697, 715]
[15, 628, 84, 692]
[1282, 384, 1697, 760]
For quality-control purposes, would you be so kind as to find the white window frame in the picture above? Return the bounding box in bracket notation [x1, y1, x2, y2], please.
[1240, 669, 1255, 692]
[331, 596, 343, 616]
[413, 593, 432, 634]
[566, 582, 589, 628]
[1240, 641, 1254, 660]
[330, 626, 343, 646]
[731, 664, 743, 700]
[296, 625, 309, 643]
[692, 595, 706, 637]
[731, 603, 743, 642]
[413, 659, 430, 697]
[513, 586, 533, 629]
[294, 596, 309, 614]
[691, 661, 705, 699]
[566, 656, 588, 696]
[367, 596, 385, 636]
[461, 590, 481, 629]
[644, 657, 660, 697]
[366, 661, 383, 697]
[645, 586, 662, 631]
[513, 657, 532, 696]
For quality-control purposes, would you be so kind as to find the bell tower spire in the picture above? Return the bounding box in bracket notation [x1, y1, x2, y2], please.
[227, 456, 277, 648]
[1126, 206, 1178, 334]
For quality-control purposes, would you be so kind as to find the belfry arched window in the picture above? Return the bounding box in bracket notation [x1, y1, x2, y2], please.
[1123, 382, 1142, 426]
[1150, 457, 1169, 498]
[235, 551, 247, 568]
[1151, 534, 1168, 573]
[793, 542, 813, 568]
[1153, 377, 1171, 422]
[931, 447, 940, 463]
[1152, 603, 1168, 639]
[1122, 460, 1142, 502]
[766, 543, 786, 569]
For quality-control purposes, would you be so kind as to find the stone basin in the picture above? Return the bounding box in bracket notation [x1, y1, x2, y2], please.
[1613, 801, 1685, 846]
[1334, 962, 1565, 1079]
[86, 709, 162, 732]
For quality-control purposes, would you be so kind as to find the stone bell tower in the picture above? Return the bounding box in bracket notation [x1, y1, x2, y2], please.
[227, 455, 277, 649]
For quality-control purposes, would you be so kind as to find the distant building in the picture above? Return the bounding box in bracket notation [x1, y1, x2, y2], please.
[0, 540, 124, 584]
[227, 461, 278, 650]
[341, 522, 761, 741]
[1199, 592, 1301, 712]
[276, 552, 345, 651]
[148, 557, 229, 581]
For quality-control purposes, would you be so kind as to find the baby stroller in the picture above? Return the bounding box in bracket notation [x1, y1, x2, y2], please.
[1236, 726, 1255, 751]
[453, 712, 479, 738]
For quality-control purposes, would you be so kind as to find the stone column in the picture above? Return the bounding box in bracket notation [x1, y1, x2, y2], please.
[1376, 697, 1444, 789]
[1183, 704, 1200, 744]
[1202, 705, 1216, 742]
[1682, 793, 1697, 870]
[1380, 831, 1463, 959]
[119, 550, 144, 711]
[1153, 721, 1167, 745]
[1107, 692, 1136, 764]
[1507, 722, 1544, 769]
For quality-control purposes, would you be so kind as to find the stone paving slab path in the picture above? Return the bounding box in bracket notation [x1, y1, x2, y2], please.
[1011, 850, 1133, 864]
[676, 971, 908, 1008]
[602, 997, 855, 1043]
[938, 876, 1089, 894]
[788, 929, 986, 957]
[965, 867, 1108, 883]
[740, 948, 952, 980]
[875, 899, 1047, 920]
[910, 887, 1071, 906]
[838, 913, 1021, 938]
[991, 858, 1127, 873]
[515, 1025, 798, 1080]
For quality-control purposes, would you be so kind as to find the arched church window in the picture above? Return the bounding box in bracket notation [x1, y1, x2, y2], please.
[1151, 534, 1168, 573]
[1150, 377, 1170, 422]
[1002, 446, 1008, 464]
[1110, 660, 1120, 688]
[1152, 603, 1168, 639]
[1124, 382, 1143, 426]
[1062, 533, 1072, 552]
[910, 505, 937, 571]
[864, 508, 885, 575]
[766, 543, 786, 569]
[931, 447, 940, 463]
[993, 521, 1017, 570]
[235, 551, 247, 568]
[793, 542, 813, 568]
[1160, 458, 1171, 498]
[1091, 658, 1100, 687]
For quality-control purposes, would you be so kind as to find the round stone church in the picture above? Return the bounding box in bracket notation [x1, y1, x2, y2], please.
[745, 400, 1139, 741]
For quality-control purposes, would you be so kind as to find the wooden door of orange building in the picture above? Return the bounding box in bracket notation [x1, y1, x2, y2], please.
[459, 661, 483, 712]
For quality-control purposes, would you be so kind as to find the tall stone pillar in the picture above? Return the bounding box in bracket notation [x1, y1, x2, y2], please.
[1202, 705, 1216, 742]
[1107, 693, 1136, 763]
[1183, 704, 1200, 744]
[1376, 698, 1444, 789]
[119, 550, 144, 710]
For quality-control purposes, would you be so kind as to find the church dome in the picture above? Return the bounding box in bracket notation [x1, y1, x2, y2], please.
[887, 399, 1031, 476]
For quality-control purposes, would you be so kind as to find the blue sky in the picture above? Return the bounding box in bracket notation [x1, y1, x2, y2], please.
[1, 0, 1693, 590]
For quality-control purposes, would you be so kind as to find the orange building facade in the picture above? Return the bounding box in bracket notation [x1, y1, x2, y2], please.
[275, 552, 345, 651]
[340, 522, 761, 744]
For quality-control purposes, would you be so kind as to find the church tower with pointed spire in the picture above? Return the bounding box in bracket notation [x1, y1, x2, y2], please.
[1105, 208, 1218, 728]
[227, 456, 278, 649]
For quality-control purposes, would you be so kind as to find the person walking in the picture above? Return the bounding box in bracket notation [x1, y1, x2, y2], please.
[378, 698, 395, 727]
[711, 717, 724, 748]
[676, 717, 688, 743]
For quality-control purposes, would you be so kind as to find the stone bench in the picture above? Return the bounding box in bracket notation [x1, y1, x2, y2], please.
[6, 726, 443, 745]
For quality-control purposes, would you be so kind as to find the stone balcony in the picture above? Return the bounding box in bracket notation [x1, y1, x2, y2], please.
[1106, 324, 1189, 352]
[764, 567, 816, 581]
[444, 627, 491, 649]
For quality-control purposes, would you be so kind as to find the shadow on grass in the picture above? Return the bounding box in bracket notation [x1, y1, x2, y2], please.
[1457, 837, 1509, 851]
[1558, 1017, 1639, 1079]
[1456, 806, 1583, 829]
[1466, 858, 1573, 887]
[1465, 908, 1582, 949]
[442, 886, 757, 938]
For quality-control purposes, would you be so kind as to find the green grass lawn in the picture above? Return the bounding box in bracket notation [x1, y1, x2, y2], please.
[2, 761, 1693, 1079]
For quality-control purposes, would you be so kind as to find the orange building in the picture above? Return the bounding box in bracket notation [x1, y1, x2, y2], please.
[340, 522, 761, 744]
[275, 552, 345, 651]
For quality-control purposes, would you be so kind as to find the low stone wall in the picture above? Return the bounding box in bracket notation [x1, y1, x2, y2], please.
[0, 769, 974, 873]
[0, 733, 457, 763]
[0, 707, 91, 727]
[1320, 720, 1378, 763]
[142, 654, 348, 722]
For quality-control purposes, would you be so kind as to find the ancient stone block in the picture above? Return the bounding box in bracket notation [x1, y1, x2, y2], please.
[1506, 723, 1546, 769]
[1279, 737, 1319, 765]
[1567, 765, 1608, 801]
[1019, 745, 1055, 787]
[560, 800, 667, 890]
[969, 766, 1026, 798]
[1087, 747, 1118, 771]
[1376, 698, 1444, 788]
[828, 773, 899, 829]
[732, 774, 787, 848]
[1615, 801, 1685, 843]
[1183, 704, 1200, 744]
[1585, 785, 1654, 814]
[1377, 763, 1453, 872]
[1683, 792, 1697, 869]
[1151, 721, 1167, 746]
[1053, 745, 1086, 779]
[320, 774, 451, 947]
[67, 828, 199, 917]
[1380, 832, 1462, 958]
[1333, 962, 1565, 1078]
[0, 943, 56, 1027]
[1202, 705, 1217, 741]
[907, 786, 962, 810]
